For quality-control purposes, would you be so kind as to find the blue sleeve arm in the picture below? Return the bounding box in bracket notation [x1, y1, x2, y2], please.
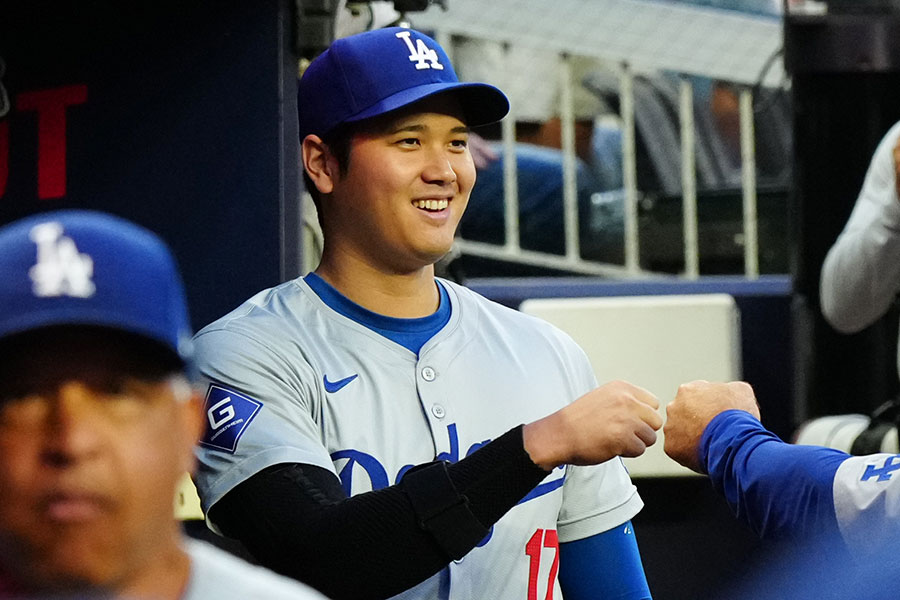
[701, 410, 851, 541]
[558, 521, 652, 600]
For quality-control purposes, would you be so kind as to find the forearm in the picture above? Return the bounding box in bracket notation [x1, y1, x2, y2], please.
[210, 425, 549, 600]
[701, 410, 850, 541]
[558, 522, 652, 600]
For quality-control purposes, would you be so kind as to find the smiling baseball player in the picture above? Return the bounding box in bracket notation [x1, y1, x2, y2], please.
[192, 27, 660, 600]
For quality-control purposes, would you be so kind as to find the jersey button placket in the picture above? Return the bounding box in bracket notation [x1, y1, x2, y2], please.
[421, 366, 444, 419]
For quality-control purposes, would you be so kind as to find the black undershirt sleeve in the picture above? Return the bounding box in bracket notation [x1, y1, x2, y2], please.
[208, 424, 551, 600]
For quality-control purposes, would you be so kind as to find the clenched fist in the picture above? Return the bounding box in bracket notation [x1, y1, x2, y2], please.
[664, 380, 760, 473]
[524, 380, 662, 471]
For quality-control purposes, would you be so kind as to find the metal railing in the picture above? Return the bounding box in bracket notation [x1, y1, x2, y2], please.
[455, 51, 765, 280]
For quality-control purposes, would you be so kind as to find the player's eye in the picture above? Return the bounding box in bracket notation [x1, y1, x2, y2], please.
[450, 138, 468, 150]
[396, 137, 421, 147]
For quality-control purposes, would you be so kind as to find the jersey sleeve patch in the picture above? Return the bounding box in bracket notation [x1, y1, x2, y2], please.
[199, 384, 263, 454]
[833, 453, 900, 553]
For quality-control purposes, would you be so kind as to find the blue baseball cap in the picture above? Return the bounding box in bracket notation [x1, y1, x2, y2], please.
[0, 210, 193, 369]
[298, 27, 509, 139]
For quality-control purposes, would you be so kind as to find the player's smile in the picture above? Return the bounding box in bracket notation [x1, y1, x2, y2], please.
[411, 194, 454, 223]
[325, 94, 475, 272]
[412, 197, 450, 212]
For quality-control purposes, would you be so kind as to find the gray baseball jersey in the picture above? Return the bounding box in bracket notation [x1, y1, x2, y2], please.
[183, 539, 328, 599]
[193, 277, 642, 600]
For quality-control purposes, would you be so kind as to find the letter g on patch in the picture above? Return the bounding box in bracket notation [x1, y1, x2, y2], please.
[199, 384, 263, 454]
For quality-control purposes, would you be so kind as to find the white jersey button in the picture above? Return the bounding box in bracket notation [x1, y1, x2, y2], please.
[422, 366, 436, 381]
[431, 404, 446, 418]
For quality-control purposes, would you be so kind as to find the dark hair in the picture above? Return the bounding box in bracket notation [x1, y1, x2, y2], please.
[0, 326, 184, 403]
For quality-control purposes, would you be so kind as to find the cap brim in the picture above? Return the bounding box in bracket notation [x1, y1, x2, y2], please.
[0, 307, 191, 369]
[344, 81, 509, 129]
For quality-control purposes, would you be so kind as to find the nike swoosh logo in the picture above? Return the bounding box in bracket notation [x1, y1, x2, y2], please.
[323, 373, 359, 393]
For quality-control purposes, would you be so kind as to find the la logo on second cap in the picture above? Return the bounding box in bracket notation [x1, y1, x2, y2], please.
[28, 222, 96, 298]
[395, 31, 443, 71]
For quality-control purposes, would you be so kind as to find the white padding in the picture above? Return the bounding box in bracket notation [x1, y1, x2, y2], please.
[794, 414, 899, 454]
[520, 294, 741, 477]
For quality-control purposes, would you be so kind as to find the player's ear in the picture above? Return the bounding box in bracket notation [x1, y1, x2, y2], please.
[302, 134, 337, 195]
[173, 381, 205, 474]
[185, 388, 205, 448]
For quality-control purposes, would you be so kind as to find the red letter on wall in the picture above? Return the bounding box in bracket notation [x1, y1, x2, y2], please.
[16, 84, 88, 199]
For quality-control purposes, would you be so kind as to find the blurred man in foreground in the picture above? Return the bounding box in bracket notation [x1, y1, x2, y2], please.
[0, 210, 326, 599]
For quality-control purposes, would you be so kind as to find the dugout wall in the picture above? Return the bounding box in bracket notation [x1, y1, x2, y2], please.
[0, 0, 303, 331]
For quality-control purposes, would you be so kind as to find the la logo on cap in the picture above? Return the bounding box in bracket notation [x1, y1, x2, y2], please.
[395, 31, 443, 71]
[28, 222, 95, 298]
